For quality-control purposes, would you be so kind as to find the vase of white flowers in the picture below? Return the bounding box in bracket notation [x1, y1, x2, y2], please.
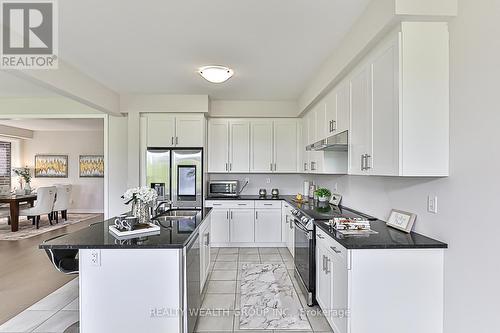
[12, 167, 32, 194]
[122, 186, 158, 224]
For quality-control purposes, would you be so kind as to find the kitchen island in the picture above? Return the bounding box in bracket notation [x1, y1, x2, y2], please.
[39, 208, 212, 333]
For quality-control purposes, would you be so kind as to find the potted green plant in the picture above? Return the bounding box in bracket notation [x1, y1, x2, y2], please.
[314, 188, 331, 202]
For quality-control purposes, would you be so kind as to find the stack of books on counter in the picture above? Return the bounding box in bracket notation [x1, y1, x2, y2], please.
[331, 217, 377, 235]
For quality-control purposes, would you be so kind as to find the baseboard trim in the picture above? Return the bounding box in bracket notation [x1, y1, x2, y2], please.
[212, 243, 287, 248]
[67, 209, 104, 214]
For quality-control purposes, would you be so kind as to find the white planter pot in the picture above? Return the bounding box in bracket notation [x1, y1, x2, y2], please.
[318, 196, 330, 202]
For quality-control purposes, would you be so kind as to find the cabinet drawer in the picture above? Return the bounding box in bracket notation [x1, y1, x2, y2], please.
[255, 201, 282, 209]
[205, 200, 255, 209]
[316, 228, 348, 263]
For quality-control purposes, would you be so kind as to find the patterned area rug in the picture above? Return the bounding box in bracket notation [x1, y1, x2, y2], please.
[239, 263, 311, 330]
[0, 213, 100, 241]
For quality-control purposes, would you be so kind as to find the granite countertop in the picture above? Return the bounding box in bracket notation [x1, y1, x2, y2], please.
[206, 194, 447, 249]
[39, 208, 212, 250]
[206, 195, 284, 200]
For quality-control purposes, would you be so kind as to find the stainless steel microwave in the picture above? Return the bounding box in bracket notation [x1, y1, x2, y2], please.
[207, 180, 239, 197]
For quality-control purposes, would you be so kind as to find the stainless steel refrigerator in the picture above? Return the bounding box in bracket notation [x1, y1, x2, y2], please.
[146, 148, 203, 209]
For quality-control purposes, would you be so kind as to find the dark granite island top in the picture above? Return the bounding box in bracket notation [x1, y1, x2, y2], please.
[39, 208, 212, 250]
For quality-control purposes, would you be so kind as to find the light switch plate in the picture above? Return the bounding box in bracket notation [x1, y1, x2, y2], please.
[428, 195, 438, 214]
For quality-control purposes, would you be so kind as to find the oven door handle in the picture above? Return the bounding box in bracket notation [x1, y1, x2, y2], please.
[293, 219, 312, 238]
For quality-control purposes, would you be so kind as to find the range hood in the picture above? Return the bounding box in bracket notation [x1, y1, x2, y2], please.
[306, 130, 348, 152]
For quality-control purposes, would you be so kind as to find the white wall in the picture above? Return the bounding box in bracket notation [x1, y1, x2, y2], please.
[307, 1, 500, 332]
[208, 173, 305, 196]
[107, 115, 128, 217]
[22, 130, 104, 213]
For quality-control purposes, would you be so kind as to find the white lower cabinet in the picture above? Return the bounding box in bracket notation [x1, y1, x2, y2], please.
[254, 208, 282, 243]
[315, 227, 445, 333]
[199, 213, 211, 290]
[210, 209, 230, 244]
[206, 200, 282, 245]
[282, 202, 294, 256]
[229, 209, 254, 243]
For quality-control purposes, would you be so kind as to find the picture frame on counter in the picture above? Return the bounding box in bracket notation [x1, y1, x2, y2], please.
[386, 209, 416, 233]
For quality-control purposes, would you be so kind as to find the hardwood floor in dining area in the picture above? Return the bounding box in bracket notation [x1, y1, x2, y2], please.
[0, 214, 104, 325]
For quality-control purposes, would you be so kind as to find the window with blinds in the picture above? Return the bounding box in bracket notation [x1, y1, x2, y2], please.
[0, 141, 11, 187]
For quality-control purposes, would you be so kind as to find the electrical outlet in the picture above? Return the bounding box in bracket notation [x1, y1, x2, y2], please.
[428, 195, 438, 214]
[332, 183, 338, 193]
[90, 249, 101, 266]
[266, 178, 271, 184]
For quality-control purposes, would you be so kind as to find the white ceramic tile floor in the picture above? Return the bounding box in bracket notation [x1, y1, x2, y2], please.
[1, 248, 332, 333]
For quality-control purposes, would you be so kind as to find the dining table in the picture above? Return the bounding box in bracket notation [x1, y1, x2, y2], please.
[0, 194, 37, 232]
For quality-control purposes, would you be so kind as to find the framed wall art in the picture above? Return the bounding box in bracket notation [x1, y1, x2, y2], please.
[79, 155, 104, 178]
[34, 155, 68, 178]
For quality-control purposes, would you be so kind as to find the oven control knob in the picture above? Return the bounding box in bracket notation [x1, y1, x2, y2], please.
[301, 216, 309, 223]
[292, 209, 299, 215]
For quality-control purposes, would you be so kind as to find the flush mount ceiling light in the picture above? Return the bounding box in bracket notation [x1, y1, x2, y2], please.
[198, 65, 234, 83]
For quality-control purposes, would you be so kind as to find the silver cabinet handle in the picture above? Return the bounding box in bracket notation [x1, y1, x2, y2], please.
[317, 234, 324, 239]
[304, 162, 308, 171]
[212, 203, 222, 206]
[311, 161, 316, 171]
[175, 136, 179, 145]
[361, 154, 365, 171]
[333, 120, 337, 131]
[365, 154, 371, 170]
[264, 203, 273, 206]
[329, 120, 333, 132]
[230, 211, 233, 219]
[225, 163, 228, 171]
[322, 255, 326, 271]
[237, 203, 246, 206]
[226, 211, 229, 219]
[270, 163, 273, 171]
[205, 232, 210, 246]
[330, 246, 341, 254]
[274, 163, 277, 171]
[255, 211, 258, 219]
[325, 257, 331, 274]
[171, 137, 174, 145]
[229, 163, 232, 171]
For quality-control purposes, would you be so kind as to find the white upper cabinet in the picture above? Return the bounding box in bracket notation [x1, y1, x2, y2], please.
[250, 121, 274, 172]
[335, 80, 350, 134]
[229, 120, 250, 173]
[348, 22, 449, 177]
[146, 115, 176, 147]
[208, 119, 229, 172]
[273, 119, 298, 172]
[145, 114, 204, 148]
[175, 115, 205, 147]
[349, 64, 372, 175]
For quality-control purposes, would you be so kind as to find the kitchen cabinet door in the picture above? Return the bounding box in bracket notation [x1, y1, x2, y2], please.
[331, 250, 348, 333]
[254, 209, 281, 243]
[199, 215, 211, 290]
[208, 120, 229, 172]
[316, 101, 328, 141]
[274, 119, 298, 172]
[371, 38, 399, 176]
[147, 115, 176, 147]
[336, 80, 350, 134]
[324, 88, 337, 136]
[210, 209, 229, 244]
[316, 243, 332, 313]
[175, 116, 204, 147]
[301, 117, 309, 173]
[229, 120, 250, 173]
[250, 121, 274, 172]
[349, 64, 372, 175]
[229, 209, 255, 243]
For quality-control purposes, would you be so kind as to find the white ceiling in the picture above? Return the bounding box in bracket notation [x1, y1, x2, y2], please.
[58, 0, 371, 100]
[0, 71, 55, 97]
[0, 118, 104, 131]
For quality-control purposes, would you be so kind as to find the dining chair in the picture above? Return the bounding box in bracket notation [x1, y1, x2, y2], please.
[19, 186, 57, 229]
[0, 206, 10, 225]
[52, 184, 72, 223]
